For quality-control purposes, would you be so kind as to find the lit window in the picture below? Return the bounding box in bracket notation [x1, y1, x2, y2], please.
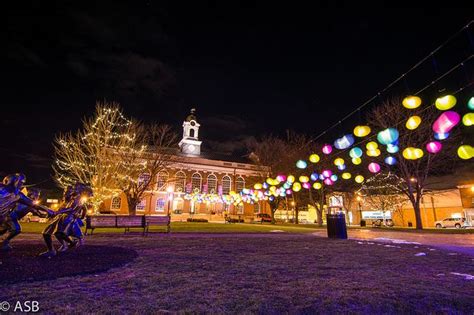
[191, 173, 202, 192]
[111, 196, 121, 210]
[236, 176, 245, 192]
[207, 174, 217, 193]
[175, 171, 186, 192]
[156, 198, 166, 212]
[138, 173, 151, 189]
[222, 175, 231, 195]
[254, 202, 260, 214]
[236, 204, 244, 214]
[136, 199, 146, 211]
[156, 171, 169, 191]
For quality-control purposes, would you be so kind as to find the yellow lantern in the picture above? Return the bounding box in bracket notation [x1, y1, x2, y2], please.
[292, 182, 302, 192]
[367, 148, 381, 157]
[353, 125, 371, 137]
[435, 95, 457, 111]
[457, 145, 473, 160]
[355, 175, 364, 184]
[334, 158, 345, 166]
[266, 178, 273, 185]
[462, 113, 474, 126]
[309, 153, 320, 163]
[287, 175, 295, 183]
[405, 116, 422, 130]
[342, 172, 351, 179]
[269, 186, 276, 192]
[299, 176, 309, 183]
[312, 182, 322, 189]
[402, 147, 424, 160]
[366, 141, 378, 150]
[254, 183, 262, 190]
[352, 157, 362, 165]
[402, 96, 422, 109]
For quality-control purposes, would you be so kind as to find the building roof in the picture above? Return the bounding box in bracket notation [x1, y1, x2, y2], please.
[185, 108, 197, 122]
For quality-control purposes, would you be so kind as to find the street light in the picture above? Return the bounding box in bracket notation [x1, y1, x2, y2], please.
[166, 186, 174, 233]
[290, 201, 296, 223]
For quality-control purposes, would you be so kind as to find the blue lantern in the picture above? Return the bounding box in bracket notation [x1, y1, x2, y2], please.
[310, 172, 319, 181]
[349, 147, 363, 159]
[334, 134, 355, 150]
[337, 164, 346, 171]
[330, 174, 338, 181]
[296, 160, 307, 169]
[386, 144, 399, 154]
[384, 156, 397, 165]
[377, 128, 399, 145]
[434, 132, 449, 140]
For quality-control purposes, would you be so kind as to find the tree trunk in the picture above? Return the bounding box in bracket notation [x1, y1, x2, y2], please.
[127, 195, 139, 216]
[413, 200, 423, 230]
[295, 209, 299, 224]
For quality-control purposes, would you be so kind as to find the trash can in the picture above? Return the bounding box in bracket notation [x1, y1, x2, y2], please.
[326, 213, 348, 239]
[360, 220, 366, 227]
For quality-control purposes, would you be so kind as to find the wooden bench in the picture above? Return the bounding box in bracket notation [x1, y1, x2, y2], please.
[85, 215, 170, 236]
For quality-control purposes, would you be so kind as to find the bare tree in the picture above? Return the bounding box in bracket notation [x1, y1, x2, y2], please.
[54, 102, 140, 210]
[368, 98, 457, 229]
[115, 123, 178, 215]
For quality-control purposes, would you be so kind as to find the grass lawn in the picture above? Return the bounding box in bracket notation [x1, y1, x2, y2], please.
[1, 233, 473, 313]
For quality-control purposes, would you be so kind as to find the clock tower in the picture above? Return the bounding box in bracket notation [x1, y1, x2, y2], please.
[179, 108, 202, 155]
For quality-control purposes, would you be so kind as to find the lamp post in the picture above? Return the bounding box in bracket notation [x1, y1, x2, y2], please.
[166, 186, 174, 233]
[291, 201, 296, 223]
[356, 195, 363, 226]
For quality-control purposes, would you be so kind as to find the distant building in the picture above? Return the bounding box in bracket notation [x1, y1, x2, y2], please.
[102, 109, 270, 222]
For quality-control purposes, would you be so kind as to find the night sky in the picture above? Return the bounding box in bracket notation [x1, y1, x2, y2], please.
[2, 1, 473, 191]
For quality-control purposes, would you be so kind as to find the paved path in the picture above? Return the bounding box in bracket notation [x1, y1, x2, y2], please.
[312, 229, 474, 256]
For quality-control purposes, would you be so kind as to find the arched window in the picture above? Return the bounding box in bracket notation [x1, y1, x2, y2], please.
[236, 204, 244, 214]
[190, 129, 195, 138]
[222, 175, 231, 195]
[111, 196, 121, 210]
[156, 171, 168, 191]
[155, 198, 166, 212]
[138, 173, 150, 189]
[236, 176, 245, 192]
[207, 174, 217, 193]
[191, 173, 202, 192]
[174, 171, 186, 192]
[254, 202, 260, 214]
[136, 199, 146, 211]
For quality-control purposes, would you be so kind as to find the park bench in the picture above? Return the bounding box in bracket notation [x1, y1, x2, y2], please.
[85, 215, 170, 236]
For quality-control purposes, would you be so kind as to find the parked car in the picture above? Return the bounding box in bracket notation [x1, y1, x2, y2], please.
[256, 213, 272, 223]
[372, 219, 394, 227]
[21, 213, 47, 223]
[435, 217, 465, 229]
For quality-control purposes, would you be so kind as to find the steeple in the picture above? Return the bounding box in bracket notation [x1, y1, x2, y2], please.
[178, 108, 202, 155]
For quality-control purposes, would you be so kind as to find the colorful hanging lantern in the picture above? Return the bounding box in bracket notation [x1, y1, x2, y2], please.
[386, 144, 399, 154]
[302, 182, 311, 189]
[457, 145, 473, 160]
[296, 160, 307, 169]
[276, 174, 286, 183]
[406, 116, 422, 130]
[337, 164, 346, 171]
[368, 162, 381, 173]
[262, 182, 269, 189]
[330, 174, 338, 181]
[432, 111, 461, 134]
[341, 172, 352, 179]
[462, 113, 474, 126]
[310, 172, 319, 181]
[349, 147, 363, 158]
[468, 97, 474, 110]
[313, 182, 322, 189]
[322, 170, 332, 178]
[352, 157, 362, 165]
[322, 144, 333, 154]
[402, 147, 424, 160]
[353, 125, 371, 137]
[299, 176, 310, 183]
[285, 189, 292, 195]
[334, 134, 355, 150]
[309, 153, 320, 163]
[287, 175, 295, 183]
[355, 175, 365, 184]
[434, 132, 449, 140]
[334, 158, 345, 166]
[377, 128, 399, 145]
[435, 95, 457, 111]
[402, 96, 422, 109]
[367, 149, 381, 157]
[292, 182, 302, 192]
[254, 183, 262, 190]
[366, 141, 378, 150]
[266, 178, 273, 185]
[319, 174, 325, 180]
[426, 141, 442, 154]
[384, 156, 396, 165]
[324, 178, 334, 185]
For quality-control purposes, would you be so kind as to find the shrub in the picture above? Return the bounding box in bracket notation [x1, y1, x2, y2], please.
[186, 218, 208, 223]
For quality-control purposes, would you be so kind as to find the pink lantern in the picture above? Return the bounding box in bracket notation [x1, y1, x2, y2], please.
[322, 169, 332, 178]
[323, 178, 334, 185]
[368, 162, 381, 173]
[276, 174, 287, 182]
[426, 141, 442, 154]
[302, 182, 311, 189]
[432, 111, 461, 134]
[322, 144, 333, 154]
[285, 189, 292, 195]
